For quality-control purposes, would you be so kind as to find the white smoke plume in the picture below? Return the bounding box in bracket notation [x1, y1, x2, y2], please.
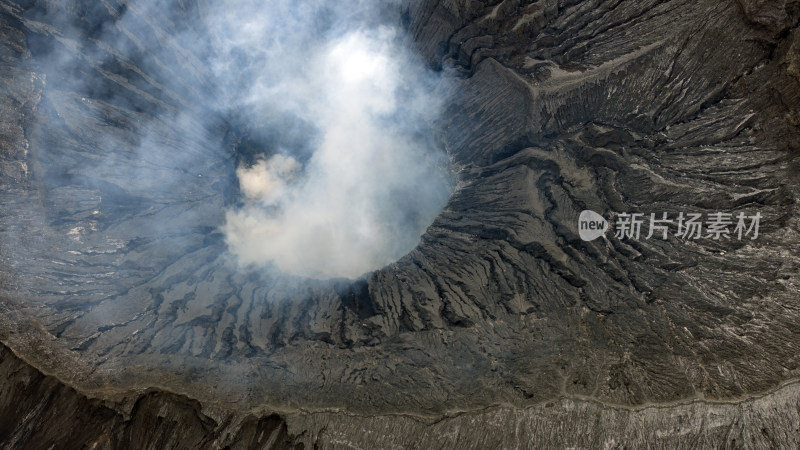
[211, 3, 452, 279]
[15, 0, 452, 281]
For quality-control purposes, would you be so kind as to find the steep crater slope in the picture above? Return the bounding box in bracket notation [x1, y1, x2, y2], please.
[1, 0, 800, 442]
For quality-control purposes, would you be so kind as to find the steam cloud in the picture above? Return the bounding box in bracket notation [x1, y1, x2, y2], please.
[17, 0, 452, 281]
[209, 1, 452, 279]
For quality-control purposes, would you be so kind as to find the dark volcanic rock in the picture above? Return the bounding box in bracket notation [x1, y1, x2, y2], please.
[0, 344, 302, 449]
[1, 0, 800, 447]
[3, 341, 800, 448]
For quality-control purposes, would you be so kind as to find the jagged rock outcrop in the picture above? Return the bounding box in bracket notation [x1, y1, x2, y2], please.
[0, 344, 303, 449]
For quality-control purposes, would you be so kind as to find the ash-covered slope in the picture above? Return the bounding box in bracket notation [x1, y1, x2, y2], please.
[1, 0, 800, 447]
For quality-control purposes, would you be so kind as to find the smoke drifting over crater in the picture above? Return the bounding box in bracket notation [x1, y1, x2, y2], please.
[214, 16, 453, 279]
[20, 0, 453, 281]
